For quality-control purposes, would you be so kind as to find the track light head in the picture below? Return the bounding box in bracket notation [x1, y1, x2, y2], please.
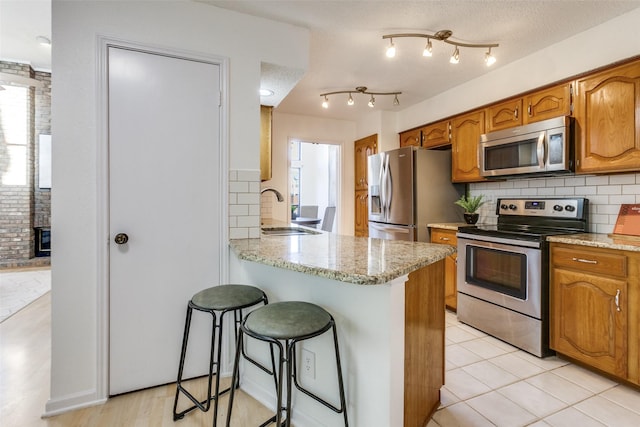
[423, 39, 433, 57]
[322, 96, 329, 109]
[368, 95, 375, 108]
[485, 48, 496, 66]
[450, 46, 460, 64]
[347, 93, 354, 106]
[385, 38, 396, 58]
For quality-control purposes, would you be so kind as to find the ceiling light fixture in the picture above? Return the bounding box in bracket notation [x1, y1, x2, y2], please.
[382, 29, 498, 66]
[259, 88, 274, 96]
[36, 35, 51, 46]
[319, 86, 401, 109]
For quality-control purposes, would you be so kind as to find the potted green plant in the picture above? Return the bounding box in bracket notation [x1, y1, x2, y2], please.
[455, 194, 486, 224]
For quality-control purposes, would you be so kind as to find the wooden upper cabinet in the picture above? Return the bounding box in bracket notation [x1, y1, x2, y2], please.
[399, 128, 422, 147]
[451, 110, 486, 183]
[355, 134, 377, 191]
[486, 98, 523, 132]
[421, 120, 451, 148]
[260, 105, 273, 181]
[525, 83, 572, 123]
[574, 60, 640, 174]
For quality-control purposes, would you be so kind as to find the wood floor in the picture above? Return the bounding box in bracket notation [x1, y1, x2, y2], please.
[0, 292, 278, 427]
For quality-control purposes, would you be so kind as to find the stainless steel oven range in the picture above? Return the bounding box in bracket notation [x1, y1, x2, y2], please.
[456, 197, 589, 357]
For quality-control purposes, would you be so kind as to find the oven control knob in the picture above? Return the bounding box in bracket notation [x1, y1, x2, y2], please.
[553, 205, 564, 211]
[565, 205, 575, 212]
[500, 204, 509, 210]
[509, 204, 517, 210]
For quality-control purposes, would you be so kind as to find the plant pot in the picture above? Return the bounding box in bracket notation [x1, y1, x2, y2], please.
[463, 213, 479, 224]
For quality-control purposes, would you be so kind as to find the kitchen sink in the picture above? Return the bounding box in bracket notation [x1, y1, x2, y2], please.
[261, 227, 321, 236]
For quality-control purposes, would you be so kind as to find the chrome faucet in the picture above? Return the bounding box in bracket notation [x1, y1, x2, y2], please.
[261, 188, 284, 202]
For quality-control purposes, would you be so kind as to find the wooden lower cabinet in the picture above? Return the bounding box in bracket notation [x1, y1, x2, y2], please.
[550, 243, 639, 385]
[430, 227, 458, 311]
[354, 190, 369, 237]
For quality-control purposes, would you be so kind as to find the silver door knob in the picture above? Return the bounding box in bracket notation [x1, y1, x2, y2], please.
[114, 233, 129, 245]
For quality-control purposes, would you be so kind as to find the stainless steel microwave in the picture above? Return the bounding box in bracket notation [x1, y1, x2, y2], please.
[480, 116, 573, 177]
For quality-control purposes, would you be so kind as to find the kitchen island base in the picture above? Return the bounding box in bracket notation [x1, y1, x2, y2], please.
[228, 251, 445, 427]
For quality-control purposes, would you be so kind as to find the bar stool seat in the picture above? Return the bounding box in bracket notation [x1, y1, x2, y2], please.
[226, 301, 348, 426]
[173, 284, 268, 425]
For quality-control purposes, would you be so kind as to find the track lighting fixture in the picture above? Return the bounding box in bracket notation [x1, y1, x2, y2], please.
[319, 86, 401, 109]
[382, 29, 499, 66]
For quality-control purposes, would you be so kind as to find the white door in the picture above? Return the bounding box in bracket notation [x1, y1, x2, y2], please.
[108, 46, 221, 395]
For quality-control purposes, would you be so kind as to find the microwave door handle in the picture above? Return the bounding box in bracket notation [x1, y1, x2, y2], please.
[537, 133, 546, 169]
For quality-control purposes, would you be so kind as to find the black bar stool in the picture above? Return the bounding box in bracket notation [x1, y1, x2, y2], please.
[225, 301, 348, 427]
[173, 284, 268, 425]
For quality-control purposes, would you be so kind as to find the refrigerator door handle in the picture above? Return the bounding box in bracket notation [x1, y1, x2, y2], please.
[379, 154, 386, 218]
[386, 155, 393, 217]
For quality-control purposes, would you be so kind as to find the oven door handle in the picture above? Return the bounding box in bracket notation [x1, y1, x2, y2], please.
[456, 232, 542, 249]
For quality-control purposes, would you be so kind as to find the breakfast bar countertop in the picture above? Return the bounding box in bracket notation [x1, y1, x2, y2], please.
[229, 234, 455, 285]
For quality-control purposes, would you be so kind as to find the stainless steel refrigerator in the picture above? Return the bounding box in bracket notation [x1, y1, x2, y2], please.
[368, 146, 464, 242]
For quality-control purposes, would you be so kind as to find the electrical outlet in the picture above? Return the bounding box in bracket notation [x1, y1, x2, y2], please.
[301, 349, 315, 379]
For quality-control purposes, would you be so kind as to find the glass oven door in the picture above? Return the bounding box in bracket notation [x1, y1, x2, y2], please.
[457, 236, 542, 319]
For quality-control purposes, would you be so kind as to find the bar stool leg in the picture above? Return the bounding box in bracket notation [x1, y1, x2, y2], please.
[173, 303, 221, 421]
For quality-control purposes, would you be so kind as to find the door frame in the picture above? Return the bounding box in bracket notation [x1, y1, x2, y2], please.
[288, 137, 343, 234]
[96, 36, 229, 400]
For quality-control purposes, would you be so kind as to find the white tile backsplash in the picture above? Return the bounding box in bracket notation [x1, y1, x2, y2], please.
[470, 173, 640, 234]
[229, 169, 261, 239]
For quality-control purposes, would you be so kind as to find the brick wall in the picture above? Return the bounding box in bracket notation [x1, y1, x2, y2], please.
[0, 61, 51, 264]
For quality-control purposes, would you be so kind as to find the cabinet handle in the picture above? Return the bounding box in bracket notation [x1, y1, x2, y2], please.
[439, 237, 451, 241]
[514, 106, 519, 119]
[571, 257, 598, 264]
[615, 289, 621, 312]
[527, 103, 532, 116]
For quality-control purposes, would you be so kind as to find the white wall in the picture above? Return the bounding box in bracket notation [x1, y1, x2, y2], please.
[266, 112, 356, 234]
[49, 0, 308, 413]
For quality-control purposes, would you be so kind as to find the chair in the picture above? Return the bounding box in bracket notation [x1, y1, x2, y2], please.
[225, 301, 348, 426]
[299, 205, 318, 218]
[173, 284, 268, 425]
[321, 206, 336, 232]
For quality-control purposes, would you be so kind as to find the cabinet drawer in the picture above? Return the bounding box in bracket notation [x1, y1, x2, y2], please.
[431, 229, 457, 247]
[552, 246, 627, 277]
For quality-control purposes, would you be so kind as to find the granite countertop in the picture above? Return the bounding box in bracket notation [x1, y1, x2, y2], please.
[428, 222, 470, 231]
[547, 233, 640, 252]
[229, 233, 455, 285]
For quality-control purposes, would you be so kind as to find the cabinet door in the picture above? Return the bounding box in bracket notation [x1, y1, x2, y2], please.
[574, 61, 640, 174]
[451, 110, 486, 182]
[525, 84, 572, 124]
[260, 105, 273, 181]
[431, 228, 458, 311]
[399, 128, 422, 147]
[421, 121, 450, 148]
[354, 134, 377, 191]
[354, 190, 369, 237]
[486, 98, 523, 132]
[551, 268, 627, 378]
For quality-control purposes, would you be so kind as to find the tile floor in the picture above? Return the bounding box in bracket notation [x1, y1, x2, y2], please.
[429, 310, 640, 427]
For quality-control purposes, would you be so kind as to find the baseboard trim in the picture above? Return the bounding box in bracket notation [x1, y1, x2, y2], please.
[43, 389, 107, 417]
